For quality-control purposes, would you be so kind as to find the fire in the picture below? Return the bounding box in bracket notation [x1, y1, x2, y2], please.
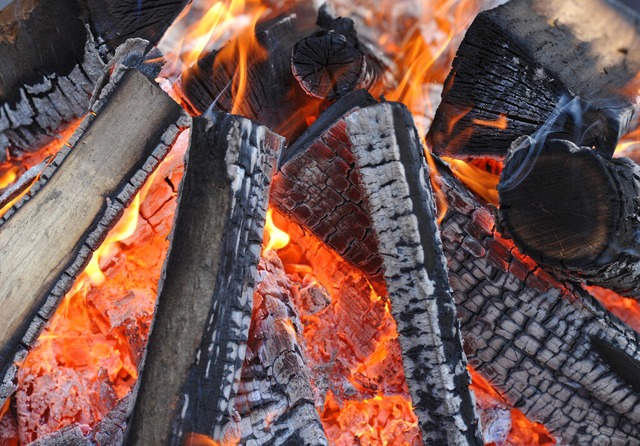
[443, 156, 500, 205]
[263, 208, 290, 252]
[472, 114, 508, 130]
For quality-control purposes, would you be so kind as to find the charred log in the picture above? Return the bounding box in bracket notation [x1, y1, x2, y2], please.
[291, 8, 381, 101]
[0, 65, 188, 405]
[498, 138, 640, 298]
[221, 251, 328, 445]
[127, 113, 283, 446]
[346, 102, 483, 446]
[178, 5, 323, 143]
[435, 157, 640, 444]
[427, 0, 640, 158]
[0, 0, 187, 162]
[270, 89, 384, 288]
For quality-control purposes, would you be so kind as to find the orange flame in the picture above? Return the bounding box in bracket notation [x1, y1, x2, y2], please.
[472, 113, 508, 130]
[443, 157, 500, 205]
[263, 207, 290, 252]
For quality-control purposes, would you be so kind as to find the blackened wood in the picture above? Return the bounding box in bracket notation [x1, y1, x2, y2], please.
[498, 138, 640, 298]
[178, 6, 323, 143]
[346, 102, 482, 446]
[0, 157, 48, 211]
[291, 11, 380, 101]
[0, 66, 188, 407]
[427, 0, 640, 158]
[0, 0, 187, 162]
[126, 113, 283, 446]
[221, 252, 328, 445]
[435, 157, 640, 444]
[270, 90, 385, 288]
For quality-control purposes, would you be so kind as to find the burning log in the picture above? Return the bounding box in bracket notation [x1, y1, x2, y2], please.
[221, 251, 328, 445]
[178, 5, 324, 142]
[426, 0, 640, 158]
[0, 0, 188, 162]
[497, 138, 640, 298]
[291, 7, 382, 101]
[0, 63, 188, 405]
[271, 89, 384, 287]
[346, 102, 483, 446]
[435, 157, 640, 444]
[274, 98, 482, 445]
[127, 113, 283, 445]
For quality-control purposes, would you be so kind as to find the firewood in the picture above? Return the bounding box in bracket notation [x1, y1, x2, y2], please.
[291, 8, 381, 101]
[498, 138, 640, 298]
[126, 113, 283, 446]
[178, 5, 324, 143]
[346, 102, 483, 446]
[435, 156, 640, 444]
[426, 0, 640, 158]
[271, 89, 383, 288]
[0, 0, 188, 162]
[0, 65, 188, 406]
[221, 251, 328, 445]
[25, 424, 90, 446]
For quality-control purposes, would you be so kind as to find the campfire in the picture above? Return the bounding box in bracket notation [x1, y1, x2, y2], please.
[1, 0, 639, 445]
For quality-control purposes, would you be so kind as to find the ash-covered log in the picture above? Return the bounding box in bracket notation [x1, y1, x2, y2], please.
[221, 251, 328, 445]
[270, 89, 384, 288]
[498, 138, 640, 298]
[426, 0, 640, 158]
[435, 157, 640, 444]
[346, 102, 483, 446]
[291, 6, 383, 101]
[0, 0, 188, 162]
[178, 5, 323, 142]
[0, 63, 188, 405]
[126, 113, 283, 446]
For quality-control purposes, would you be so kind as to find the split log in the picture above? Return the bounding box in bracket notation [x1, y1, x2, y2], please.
[270, 89, 384, 288]
[426, 0, 640, 158]
[497, 138, 640, 298]
[178, 5, 324, 143]
[346, 102, 483, 446]
[291, 7, 382, 101]
[435, 157, 640, 445]
[0, 65, 188, 405]
[126, 113, 283, 446]
[220, 251, 328, 445]
[0, 0, 187, 162]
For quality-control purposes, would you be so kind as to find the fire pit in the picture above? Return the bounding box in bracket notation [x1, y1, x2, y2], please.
[0, 0, 639, 445]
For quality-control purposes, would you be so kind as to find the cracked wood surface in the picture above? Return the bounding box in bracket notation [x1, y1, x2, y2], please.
[221, 251, 328, 446]
[498, 138, 640, 298]
[427, 0, 640, 158]
[436, 157, 640, 445]
[0, 66, 187, 406]
[0, 0, 187, 162]
[126, 113, 283, 446]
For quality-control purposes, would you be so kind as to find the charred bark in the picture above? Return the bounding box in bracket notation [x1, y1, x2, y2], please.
[220, 251, 328, 446]
[498, 138, 640, 298]
[346, 102, 483, 446]
[0, 0, 187, 162]
[427, 0, 640, 158]
[178, 5, 324, 143]
[270, 89, 384, 288]
[0, 65, 188, 406]
[126, 113, 283, 446]
[435, 157, 640, 445]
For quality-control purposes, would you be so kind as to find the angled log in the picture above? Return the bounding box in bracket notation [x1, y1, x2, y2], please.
[221, 251, 328, 445]
[345, 102, 482, 446]
[498, 138, 640, 298]
[426, 0, 640, 158]
[0, 65, 188, 406]
[126, 113, 283, 446]
[270, 89, 385, 289]
[435, 156, 640, 444]
[178, 5, 324, 143]
[0, 0, 187, 162]
[291, 7, 383, 101]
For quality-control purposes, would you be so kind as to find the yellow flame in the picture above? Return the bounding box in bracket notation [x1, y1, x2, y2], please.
[0, 166, 17, 189]
[263, 208, 290, 252]
[443, 157, 500, 206]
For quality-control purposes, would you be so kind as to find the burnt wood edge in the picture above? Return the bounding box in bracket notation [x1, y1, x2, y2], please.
[347, 101, 483, 446]
[0, 65, 189, 406]
[125, 113, 283, 446]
